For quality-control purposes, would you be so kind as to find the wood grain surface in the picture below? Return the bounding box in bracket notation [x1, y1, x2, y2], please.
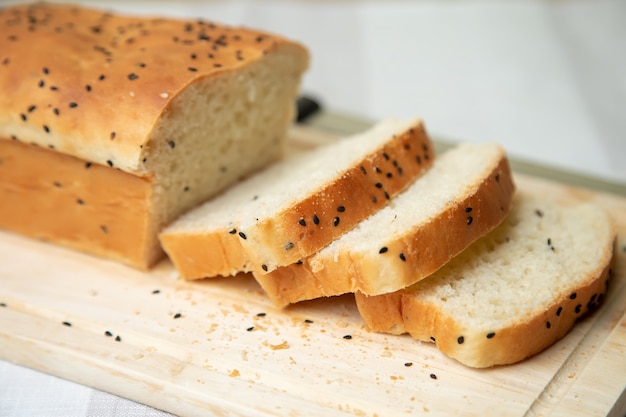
[0, 127, 625, 417]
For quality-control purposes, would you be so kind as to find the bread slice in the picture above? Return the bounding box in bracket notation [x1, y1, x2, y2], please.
[355, 191, 616, 368]
[0, 3, 308, 268]
[255, 143, 515, 307]
[160, 118, 434, 279]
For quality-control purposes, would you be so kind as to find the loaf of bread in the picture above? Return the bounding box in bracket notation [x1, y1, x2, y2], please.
[355, 191, 616, 368]
[160, 118, 434, 279]
[0, 3, 309, 268]
[255, 142, 516, 306]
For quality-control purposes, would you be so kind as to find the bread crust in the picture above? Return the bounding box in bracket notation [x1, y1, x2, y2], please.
[161, 120, 435, 279]
[0, 3, 308, 174]
[0, 139, 156, 268]
[257, 146, 515, 306]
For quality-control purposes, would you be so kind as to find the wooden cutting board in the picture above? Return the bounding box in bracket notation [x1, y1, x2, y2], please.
[1, 126, 625, 417]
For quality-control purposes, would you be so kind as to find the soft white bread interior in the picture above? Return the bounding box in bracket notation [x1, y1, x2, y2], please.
[355, 190, 616, 368]
[256, 142, 515, 307]
[0, 3, 309, 268]
[160, 118, 435, 278]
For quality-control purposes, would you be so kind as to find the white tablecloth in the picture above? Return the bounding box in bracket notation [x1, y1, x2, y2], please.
[1, 0, 625, 416]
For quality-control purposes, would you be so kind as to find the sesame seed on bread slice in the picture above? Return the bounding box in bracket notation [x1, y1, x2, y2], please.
[255, 142, 515, 307]
[355, 190, 616, 368]
[160, 118, 434, 278]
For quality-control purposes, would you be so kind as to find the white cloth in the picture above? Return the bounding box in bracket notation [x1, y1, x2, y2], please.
[1, 0, 624, 416]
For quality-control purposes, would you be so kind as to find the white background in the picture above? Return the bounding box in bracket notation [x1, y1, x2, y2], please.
[1, 0, 625, 416]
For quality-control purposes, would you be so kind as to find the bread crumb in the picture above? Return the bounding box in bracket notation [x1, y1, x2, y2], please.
[229, 369, 240, 377]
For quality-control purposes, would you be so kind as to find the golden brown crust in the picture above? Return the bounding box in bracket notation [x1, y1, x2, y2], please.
[245, 121, 434, 270]
[0, 139, 156, 268]
[357, 249, 615, 368]
[257, 149, 516, 307]
[161, 120, 435, 279]
[0, 3, 308, 173]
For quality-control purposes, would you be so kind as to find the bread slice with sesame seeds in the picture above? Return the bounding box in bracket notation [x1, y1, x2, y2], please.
[355, 190, 616, 368]
[159, 118, 435, 279]
[255, 142, 515, 307]
[0, 3, 308, 268]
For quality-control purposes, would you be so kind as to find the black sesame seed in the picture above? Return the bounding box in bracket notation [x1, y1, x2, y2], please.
[183, 186, 190, 192]
[168, 140, 176, 149]
[298, 218, 306, 227]
[465, 207, 473, 213]
[430, 336, 436, 342]
[343, 335, 352, 340]
[20, 113, 27, 121]
[99, 74, 106, 81]
[337, 206, 345, 213]
[238, 231, 247, 240]
[69, 102, 78, 108]
[106, 160, 114, 167]
[556, 306, 563, 316]
[313, 214, 320, 225]
[546, 321, 552, 329]
[256, 312, 266, 317]
[333, 217, 340, 227]
[569, 292, 577, 300]
[188, 67, 198, 72]
[416, 155, 422, 164]
[535, 209, 544, 217]
[386, 172, 393, 178]
[228, 228, 237, 234]
[128, 73, 139, 80]
[27, 105, 36, 113]
[246, 326, 254, 332]
[384, 191, 390, 200]
[404, 362, 413, 367]
[115, 335, 121, 342]
[62, 321, 72, 327]
[374, 167, 382, 173]
[382, 152, 390, 160]
[38, 79, 45, 88]
[53, 108, 60, 116]
[547, 238, 552, 245]
[371, 195, 378, 203]
[304, 319, 313, 323]
[174, 313, 182, 319]
[77, 198, 84, 205]
[399, 253, 406, 262]
[379, 247, 388, 254]
[0, 302, 6, 307]
[575, 304, 582, 314]
[486, 332, 495, 339]
[104, 330, 113, 337]
[53, 181, 62, 188]
[375, 182, 383, 189]
[85, 162, 92, 168]
[467, 216, 473, 225]
[430, 373, 437, 380]
[100, 225, 109, 233]
[50, 86, 58, 91]
[152, 289, 160, 294]
[285, 242, 294, 250]
[457, 336, 464, 344]
[43, 125, 50, 133]
[495, 173, 500, 182]
[214, 63, 223, 68]
[360, 166, 367, 175]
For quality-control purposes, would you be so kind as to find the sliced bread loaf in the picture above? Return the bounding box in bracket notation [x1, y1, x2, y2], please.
[355, 191, 616, 368]
[255, 142, 515, 307]
[0, 3, 308, 269]
[160, 118, 434, 279]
